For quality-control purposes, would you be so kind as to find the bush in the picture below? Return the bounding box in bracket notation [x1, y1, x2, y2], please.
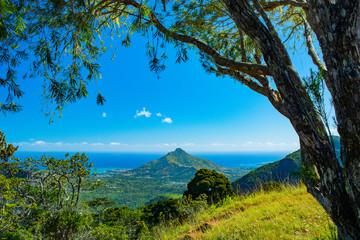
[184, 168, 234, 204]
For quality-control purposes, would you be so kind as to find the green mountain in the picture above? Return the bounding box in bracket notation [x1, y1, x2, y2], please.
[124, 148, 225, 182]
[91, 148, 250, 208]
[232, 136, 341, 194]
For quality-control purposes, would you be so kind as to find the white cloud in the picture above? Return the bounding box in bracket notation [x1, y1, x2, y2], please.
[29, 138, 35, 141]
[162, 117, 173, 124]
[110, 142, 122, 145]
[91, 142, 104, 146]
[102, 112, 107, 118]
[210, 142, 224, 146]
[81, 142, 88, 145]
[34, 141, 46, 145]
[156, 113, 162, 117]
[135, 108, 151, 118]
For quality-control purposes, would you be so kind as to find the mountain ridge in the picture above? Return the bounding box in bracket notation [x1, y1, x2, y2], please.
[231, 136, 341, 193]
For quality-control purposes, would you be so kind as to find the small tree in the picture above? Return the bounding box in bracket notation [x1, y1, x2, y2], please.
[86, 197, 115, 223]
[0, 131, 99, 238]
[184, 169, 234, 204]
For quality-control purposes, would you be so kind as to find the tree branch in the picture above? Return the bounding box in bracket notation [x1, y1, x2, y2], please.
[121, 0, 272, 76]
[253, 0, 292, 66]
[300, 14, 327, 72]
[216, 66, 288, 117]
[216, 66, 267, 96]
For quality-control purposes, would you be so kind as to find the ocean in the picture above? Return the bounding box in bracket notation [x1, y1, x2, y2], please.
[14, 151, 288, 174]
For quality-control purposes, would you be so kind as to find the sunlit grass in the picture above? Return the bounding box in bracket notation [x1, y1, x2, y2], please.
[146, 184, 336, 240]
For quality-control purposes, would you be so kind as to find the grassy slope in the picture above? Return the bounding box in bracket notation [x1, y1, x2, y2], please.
[149, 185, 336, 240]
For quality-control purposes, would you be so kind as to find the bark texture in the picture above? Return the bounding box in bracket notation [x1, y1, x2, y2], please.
[305, 1, 360, 238]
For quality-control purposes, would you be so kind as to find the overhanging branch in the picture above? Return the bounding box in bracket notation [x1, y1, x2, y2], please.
[120, 0, 272, 76]
[216, 66, 288, 117]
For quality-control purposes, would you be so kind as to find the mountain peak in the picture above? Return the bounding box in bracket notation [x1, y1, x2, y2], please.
[173, 148, 186, 154]
[130, 148, 225, 181]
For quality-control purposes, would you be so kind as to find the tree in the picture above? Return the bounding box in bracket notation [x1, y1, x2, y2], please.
[1, 0, 360, 238]
[86, 197, 115, 223]
[0, 131, 99, 238]
[184, 168, 234, 204]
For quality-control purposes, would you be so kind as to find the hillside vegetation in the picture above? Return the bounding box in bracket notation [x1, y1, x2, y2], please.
[232, 136, 340, 193]
[148, 184, 336, 240]
[84, 149, 249, 208]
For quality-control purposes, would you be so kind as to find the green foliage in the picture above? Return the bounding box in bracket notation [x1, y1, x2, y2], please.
[295, 164, 321, 185]
[134, 220, 149, 239]
[101, 206, 141, 227]
[82, 175, 186, 209]
[141, 198, 185, 228]
[0, 0, 108, 118]
[42, 210, 88, 239]
[91, 224, 128, 240]
[263, 181, 283, 192]
[0, 0, 27, 114]
[0, 130, 99, 238]
[184, 168, 234, 204]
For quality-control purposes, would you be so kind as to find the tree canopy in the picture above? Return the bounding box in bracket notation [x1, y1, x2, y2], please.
[184, 168, 234, 204]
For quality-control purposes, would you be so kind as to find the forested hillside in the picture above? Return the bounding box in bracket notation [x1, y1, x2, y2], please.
[232, 136, 341, 194]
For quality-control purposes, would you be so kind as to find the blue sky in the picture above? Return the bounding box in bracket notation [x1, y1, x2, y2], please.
[1, 34, 333, 153]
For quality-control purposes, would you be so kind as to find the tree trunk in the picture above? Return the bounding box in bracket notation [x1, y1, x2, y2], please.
[301, 142, 359, 239]
[221, 0, 360, 238]
[306, 1, 360, 238]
